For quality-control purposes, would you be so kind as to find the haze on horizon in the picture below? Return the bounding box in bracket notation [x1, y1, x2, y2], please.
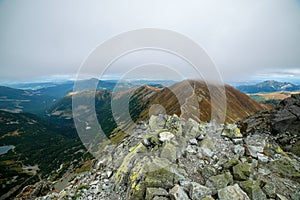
[0, 0, 300, 83]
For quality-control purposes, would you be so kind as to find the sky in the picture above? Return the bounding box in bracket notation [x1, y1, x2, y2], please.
[0, 0, 300, 84]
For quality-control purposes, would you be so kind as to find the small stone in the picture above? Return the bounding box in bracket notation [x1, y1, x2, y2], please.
[202, 197, 215, 200]
[197, 134, 205, 141]
[159, 131, 175, 142]
[189, 138, 198, 145]
[106, 170, 113, 179]
[142, 138, 151, 147]
[218, 184, 250, 200]
[189, 182, 212, 200]
[95, 158, 107, 169]
[234, 145, 245, 156]
[233, 138, 244, 145]
[186, 145, 197, 154]
[90, 180, 99, 185]
[276, 194, 289, 200]
[257, 153, 269, 163]
[153, 197, 169, 200]
[169, 184, 190, 200]
[201, 147, 214, 158]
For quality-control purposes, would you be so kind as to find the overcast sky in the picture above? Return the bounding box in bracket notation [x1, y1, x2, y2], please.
[0, 0, 300, 83]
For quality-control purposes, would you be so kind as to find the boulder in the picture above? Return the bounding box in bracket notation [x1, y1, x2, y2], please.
[161, 142, 177, 162]
[262, 182, 276, 198]
[245, 134, 266, 158]
[205, 172, 233, 195]
[149, 115, 166, 131]
[169, 184, 190, 200]
[159, 131, 175, 142]
[233, 163, 251, 181]
[145, 187, 168, 200]
[189, 182, 212, 200]
[218, 184, 250, 200]
[221, 124, 242, 139]
[239, 180, 267, 200]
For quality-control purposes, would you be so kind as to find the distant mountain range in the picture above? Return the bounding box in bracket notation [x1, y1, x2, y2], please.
[236, 80, 300, 94]
[0, 79, 176, 115]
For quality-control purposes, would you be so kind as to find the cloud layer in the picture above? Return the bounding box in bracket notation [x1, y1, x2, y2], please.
[0, 0, 300, 82]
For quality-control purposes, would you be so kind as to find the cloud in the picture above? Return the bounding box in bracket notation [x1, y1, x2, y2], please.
[0, 0, 300, 82]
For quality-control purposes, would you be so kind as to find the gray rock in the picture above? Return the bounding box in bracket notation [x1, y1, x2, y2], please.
[159, 131, 175, 142]
[202, 166, 217, 180]
[186, 145, 197, 154]
[189, 182, 212, 200]
[205, 172, 233, 195]
[189, 138, 198, 145]
[221, 124, 243, 139]
[218, 184, 250, 200]
[275, 194, 289, 200]
[262, 182, 276, 198]
[233, 162, 252, 181]
[234, 145, 245, 156]
[239, 180, 267, 200]
[149, 115, 166, 131]
[169, 184, 190, 200]
[245, 134, 266, 158]
[257, 153, 269, 163]
[145, 187, 168, 200]
[161, 142, 177, 162]
[153, 196, 169, 200]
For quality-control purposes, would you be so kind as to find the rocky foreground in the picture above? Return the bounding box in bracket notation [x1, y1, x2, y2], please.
[17, 111, 300, 200]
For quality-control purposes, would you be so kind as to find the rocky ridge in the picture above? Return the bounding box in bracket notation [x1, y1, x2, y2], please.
[239, 94, 300, 157]
[17, 113, 300, 200]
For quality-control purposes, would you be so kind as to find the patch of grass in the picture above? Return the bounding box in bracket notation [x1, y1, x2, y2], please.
[75, 160, 93, 173]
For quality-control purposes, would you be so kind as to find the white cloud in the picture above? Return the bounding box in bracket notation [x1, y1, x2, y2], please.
[0, 0, 300, 82]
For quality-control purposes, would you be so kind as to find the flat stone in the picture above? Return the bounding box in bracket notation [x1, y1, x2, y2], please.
[145, 187, 168, 200]
[218, 184, 250, 200]
[276, 194, 289, 200]
[159, 131, 175, 142]
[257, 153, 269, 163]
[245, 135, 266, 158]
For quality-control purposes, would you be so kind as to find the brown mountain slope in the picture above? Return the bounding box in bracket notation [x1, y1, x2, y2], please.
[134, 80, 265, 123]
[49, 80, 265, 138]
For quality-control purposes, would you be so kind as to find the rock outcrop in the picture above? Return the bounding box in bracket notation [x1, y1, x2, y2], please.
[238, 94, 300, 157]
[17, 114, 300, 200]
